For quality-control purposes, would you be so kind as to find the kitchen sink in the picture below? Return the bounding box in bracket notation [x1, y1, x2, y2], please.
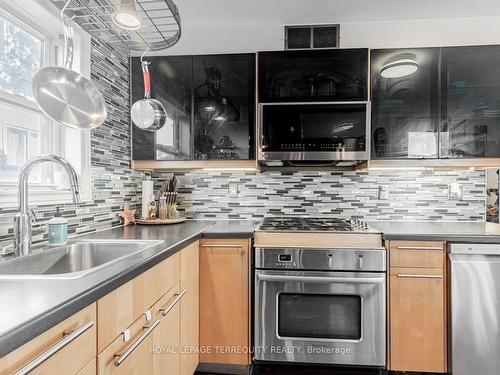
[0, 240, 162, 279]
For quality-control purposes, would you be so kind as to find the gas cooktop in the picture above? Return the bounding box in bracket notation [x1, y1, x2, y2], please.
[257, 217, 377, 233]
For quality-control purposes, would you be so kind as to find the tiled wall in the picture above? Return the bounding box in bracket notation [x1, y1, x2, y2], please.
[0, 38, 489, 243]
[152, 169, 486, 221]
[0, 39, 143, 242]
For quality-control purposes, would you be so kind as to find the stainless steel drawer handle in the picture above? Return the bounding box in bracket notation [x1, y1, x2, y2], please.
[114, 320, 160, 367]
[397, 274, 443, 279]
[257, 273, 385, 285]
[160, 290, 186, 316]
[201, 244, 243, 248]
[14, 320, 94, 375]
[396, 246, 443, 250]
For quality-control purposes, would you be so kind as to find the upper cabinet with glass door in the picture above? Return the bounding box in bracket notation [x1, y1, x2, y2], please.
[193, 53, 255, 160]
[371, 48, 440, 159]
[258, 49, 368, 102]
[131, 55, 193, 161]
[441, 45, 500, 158]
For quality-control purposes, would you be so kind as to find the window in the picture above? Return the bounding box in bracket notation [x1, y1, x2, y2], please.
[0, 1, 91, 207]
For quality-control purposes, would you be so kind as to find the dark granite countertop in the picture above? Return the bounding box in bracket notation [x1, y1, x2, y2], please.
[368, 221, 500, 243]
[0, 220, 257, 357]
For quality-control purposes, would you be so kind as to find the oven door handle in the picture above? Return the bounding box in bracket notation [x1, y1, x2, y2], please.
[256, 274, 385, 284]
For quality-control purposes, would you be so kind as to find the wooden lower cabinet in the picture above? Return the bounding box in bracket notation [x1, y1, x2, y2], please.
[151, 284, 182, 375]
[97, 252, 181, 353]
[388, 239, 447, 374]
[199, 238, 251, 366]
[0, 303, 97, 375]
[77, 359, 97, 375]
[180, 241, 200, 375]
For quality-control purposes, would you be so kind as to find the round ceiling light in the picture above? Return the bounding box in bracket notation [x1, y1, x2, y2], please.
[380, 53, 418, 79]
[112, 0, 142, 31]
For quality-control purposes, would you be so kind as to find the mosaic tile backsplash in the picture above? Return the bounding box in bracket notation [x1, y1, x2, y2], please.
[152, 169, 486, 222]
[0, 37, 489, 242]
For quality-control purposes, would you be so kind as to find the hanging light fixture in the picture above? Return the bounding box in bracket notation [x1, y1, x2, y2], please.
[380, 53, 418, 79]
[112, 0, 142, 31]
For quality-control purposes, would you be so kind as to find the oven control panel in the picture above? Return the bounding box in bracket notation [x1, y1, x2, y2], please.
[276, 253, 297, 268]
[255, 247, 386, 271]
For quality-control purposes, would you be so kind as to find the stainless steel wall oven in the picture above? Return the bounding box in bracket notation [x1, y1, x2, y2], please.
[254, 247, 386, 367]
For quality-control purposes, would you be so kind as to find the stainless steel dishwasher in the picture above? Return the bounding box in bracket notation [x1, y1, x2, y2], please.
[449, 243, 500, 375]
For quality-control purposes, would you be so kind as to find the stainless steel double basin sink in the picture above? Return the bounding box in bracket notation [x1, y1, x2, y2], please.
[0, 240, 162, 280]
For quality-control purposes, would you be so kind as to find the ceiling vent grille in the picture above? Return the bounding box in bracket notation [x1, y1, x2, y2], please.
[285, 24, 340, 50]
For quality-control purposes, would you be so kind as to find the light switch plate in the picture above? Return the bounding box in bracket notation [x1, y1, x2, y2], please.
[378, 185, 389, 200]
[229, 183, 239, 198]
[448, 182, 463, 199]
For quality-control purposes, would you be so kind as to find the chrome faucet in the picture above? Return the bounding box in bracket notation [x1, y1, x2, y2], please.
[14, 155, 81, 257]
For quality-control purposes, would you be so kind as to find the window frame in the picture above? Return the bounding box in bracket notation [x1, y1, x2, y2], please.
[0, 0, 92, 208]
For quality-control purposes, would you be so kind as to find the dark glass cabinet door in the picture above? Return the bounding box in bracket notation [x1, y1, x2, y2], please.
[258, 49, 368, 102]
[371, 48, 440, 159]
[193, 53, 255, 160]
[131, 56, 192, 160]
[441, 45, 500, 158]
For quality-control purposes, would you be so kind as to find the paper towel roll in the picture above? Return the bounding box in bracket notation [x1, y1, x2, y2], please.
[142, 177, 154, 219]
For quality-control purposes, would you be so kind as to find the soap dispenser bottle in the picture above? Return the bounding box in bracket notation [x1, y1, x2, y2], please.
[48, 207, 68, 246]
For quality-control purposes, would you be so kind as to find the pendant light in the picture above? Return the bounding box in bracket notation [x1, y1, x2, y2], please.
[112, 0, 142, 31]
[380, 53, 418, 79]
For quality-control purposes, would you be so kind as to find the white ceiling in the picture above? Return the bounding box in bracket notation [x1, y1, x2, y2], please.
[177, 0, 500, 24]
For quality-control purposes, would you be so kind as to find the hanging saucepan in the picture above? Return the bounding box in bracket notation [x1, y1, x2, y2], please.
[32, 1, 107, 130]
[130, 54, 167, 131]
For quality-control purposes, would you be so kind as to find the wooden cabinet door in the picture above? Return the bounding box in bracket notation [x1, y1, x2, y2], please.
[389, 267, 446, 373]
[180, 241, 200, 375]
[199, 238, 251, 365]
[0, 304, 96, 375]
[152, 285, 182, 375]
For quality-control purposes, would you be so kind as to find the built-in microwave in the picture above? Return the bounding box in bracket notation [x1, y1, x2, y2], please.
[258, 102, 370, 166]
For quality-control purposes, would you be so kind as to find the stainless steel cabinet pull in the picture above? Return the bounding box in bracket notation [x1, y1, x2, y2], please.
[14, 320, 94, 375]
[114, 320, 160, 367]
[160, 290, 186, 316]
[201, 244, 243, 248]
[257, 273, 385, 284]
[397, 246, 443, 250]
[397, 274, 443, 279]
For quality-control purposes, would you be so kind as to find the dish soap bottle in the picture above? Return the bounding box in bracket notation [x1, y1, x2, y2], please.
[48, 207, 68, 246]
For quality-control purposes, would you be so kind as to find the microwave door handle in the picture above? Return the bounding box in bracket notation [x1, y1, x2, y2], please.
[257, 274, 384, 284]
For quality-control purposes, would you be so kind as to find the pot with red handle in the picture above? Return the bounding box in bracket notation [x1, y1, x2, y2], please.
[131, 59, 167, 131]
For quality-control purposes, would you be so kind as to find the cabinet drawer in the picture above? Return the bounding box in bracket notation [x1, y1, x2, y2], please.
[389, 267, 446, 372]
[97, 252, 181, 352]
[0, 303, 96, 375]
[97, 312, 157, 375]
[389, 241, 445, 268]
[151, 283, 183, 375]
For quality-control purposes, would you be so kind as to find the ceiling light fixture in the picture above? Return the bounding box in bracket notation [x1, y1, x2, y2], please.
[331, 122, 354, 134]
[380, 53, 418, 79]
[112, 0, 142, 31]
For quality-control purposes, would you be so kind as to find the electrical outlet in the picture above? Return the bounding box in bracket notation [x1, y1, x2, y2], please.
[378, 185, 389, 200]
[229, 183, 239, 198]
[448, 182, 463, 199]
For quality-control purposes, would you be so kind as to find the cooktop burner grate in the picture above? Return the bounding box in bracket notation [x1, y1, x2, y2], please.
[259, 217, 370, 232]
